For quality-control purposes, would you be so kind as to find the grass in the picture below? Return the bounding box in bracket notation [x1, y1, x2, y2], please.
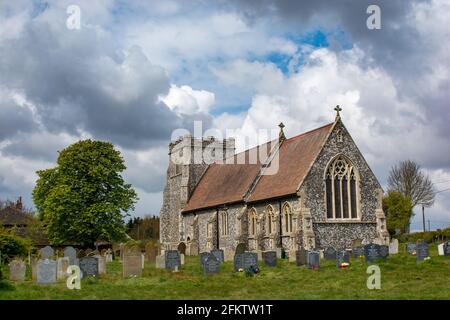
[0, 246, 449, 300]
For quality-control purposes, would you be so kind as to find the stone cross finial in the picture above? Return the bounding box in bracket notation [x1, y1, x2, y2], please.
[334, 105, 342, 118]
[278, 122, 286, 141]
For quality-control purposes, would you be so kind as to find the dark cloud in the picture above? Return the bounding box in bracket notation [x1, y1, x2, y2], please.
[0, 94, 36, 141]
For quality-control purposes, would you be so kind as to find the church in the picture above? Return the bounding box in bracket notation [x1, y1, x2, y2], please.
[159, 107, 390, 259]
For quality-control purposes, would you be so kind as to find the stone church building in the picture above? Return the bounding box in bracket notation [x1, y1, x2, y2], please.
[160, 108, 389, 259]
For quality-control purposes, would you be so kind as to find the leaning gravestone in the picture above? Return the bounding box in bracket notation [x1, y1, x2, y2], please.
[165, 250, 181, 271]
[364, 244, 382, 263]
[123, 253, 142, 278]
[406, 243, 416, 254]
[200, 252, 210, 267]
[234, 252, 258, 272]
[336, 250, 350, 268]
[295, 248, 308, 266]
[324, 247, 336, 260]
[389, 239, 399, 254]
[203, 253, 220, 275]
[79, 256, 99, 278]
[416, 243, 429, 262]
[37, 259, 57, 284]
[9, 259, 26, 281]
[211, 249, 224, 263]
[307, 251, 320, 269]
[352, 246, 364, 258]
[40, 246, 54, 260]
[64, 246, 78, 266]
[262, 251, 277, 267]
[57, 257, 70, 280]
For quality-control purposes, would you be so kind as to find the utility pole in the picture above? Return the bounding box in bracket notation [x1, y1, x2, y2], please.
[422, 205, 426, 232]
[428, 220, 430, 232]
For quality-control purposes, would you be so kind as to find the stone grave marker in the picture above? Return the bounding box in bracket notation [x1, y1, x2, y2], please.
[146, 246, 158, 264]
[177, 242, 186, 255]
[307, 251, 320, 269]
[9, 259, 26, 281]
[352, 246, 364, 258]
[165, 250, 181, 271]
[37, 259, 57, 284]
[203, 253, 220, 275]
[364, 244, 382, 263]
[262, 251, 277, 267]
[57, 257, 70, 280]
[123, 253, 142, 278]
[324, 247, 336, 260]
[389, 239, 399, 254]
[79, 256, 99, 278]
[406, 243, 416, 254]
[416, 243, 429, 262]
[438, 243, 445, 256]
[295, 248, 308, 266]
[94, 255, 106, 274]
[211, 249, 224, 263]
[444, 242, 450, 256]
[336, 250, 350, 268]
[40, 246, 54, 260]
[155, 255, 165, 269]
[233, 252, 258, 272]
[379, 245, 389, 259]
[105, 249, 113, 263]
[64, 246, 78, 266]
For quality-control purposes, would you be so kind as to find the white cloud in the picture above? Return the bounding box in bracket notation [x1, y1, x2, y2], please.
[160, 84, 215, 115]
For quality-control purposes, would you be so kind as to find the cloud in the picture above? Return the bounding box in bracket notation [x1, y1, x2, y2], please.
[160, 85, 215, 115]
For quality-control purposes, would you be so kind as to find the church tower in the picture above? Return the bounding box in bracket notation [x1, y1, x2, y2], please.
[159, 134, 235, 249]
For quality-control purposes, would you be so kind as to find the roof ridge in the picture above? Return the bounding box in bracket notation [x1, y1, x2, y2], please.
[285, 122, 334, 142]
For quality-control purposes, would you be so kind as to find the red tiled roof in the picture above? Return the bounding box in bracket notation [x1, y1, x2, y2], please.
[182, 122, 334, 212]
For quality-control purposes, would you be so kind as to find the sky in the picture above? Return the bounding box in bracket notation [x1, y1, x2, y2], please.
[0, 0, 449, 231]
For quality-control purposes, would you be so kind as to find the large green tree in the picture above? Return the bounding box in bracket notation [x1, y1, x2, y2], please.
[33, 140, 138, 246]
[383, 191, 414, 236]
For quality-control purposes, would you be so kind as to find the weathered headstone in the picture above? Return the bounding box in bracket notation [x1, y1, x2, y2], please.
[295, 248, 308, 266]
[155, 255, 166, 269]
[234, 252, 258, 272]
[37, 259, 57, 284]
[336, 250, 350, 268]
[123, 253, 142, 277]
[146, 246, 158, 264]
[416, 242, 429, 262]
[442, 242, 450, 256]
[352, 246, 364, 258]
[364, 244, 382, 263]
[9, 259, 26, 281]
[406, 243, 416, 254]
[203, 254, 220, 275]
[211, 249, 224, 263]
[200, 252, 210, 267]
[379, 245, 389, 259]
[307, 251, 320, 269]
[79, 256, 99, 278]
[57, 257, 70, 280]
[64, 246, 78, 266]
[165, 250, 181, 271]
[262, 251, 277, 267]
[105, 249, 113, 263]
[40, 246, 54, 259]
[94, 255, 106, 274]
[389, 239, 399, 254]
[324, 247, 336, 260]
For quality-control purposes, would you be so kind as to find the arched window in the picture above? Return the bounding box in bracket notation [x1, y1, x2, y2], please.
[221, 210, 229, 236]
[282, 203, 293, 233]
[325, 155, 359, 220]
[249, 208, 258, 236]
[266, 205, 274, 235]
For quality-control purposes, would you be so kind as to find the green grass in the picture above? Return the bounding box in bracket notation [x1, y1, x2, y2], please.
[1, 246, 449, 300]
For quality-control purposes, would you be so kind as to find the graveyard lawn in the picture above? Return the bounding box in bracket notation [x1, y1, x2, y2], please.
[0, 247, 449, 300]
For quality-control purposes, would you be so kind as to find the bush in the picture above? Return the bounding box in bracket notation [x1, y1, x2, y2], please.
[397, 227, 450, 243]
[0, 233, 31, 263]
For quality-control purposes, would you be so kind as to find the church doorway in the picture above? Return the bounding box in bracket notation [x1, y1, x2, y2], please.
[177, 242, 186, 255]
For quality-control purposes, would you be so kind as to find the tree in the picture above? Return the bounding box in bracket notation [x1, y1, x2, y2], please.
[387, 160, 435, 207]
[383, 192, 413, 235]
[33, 140, 138, 246]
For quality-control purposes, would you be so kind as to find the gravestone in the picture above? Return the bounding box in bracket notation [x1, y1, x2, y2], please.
[40, 246, 54, 259]
[146, 246, 158, 264]
[233, 252, 258, 272]
[64, 247, 78, 266]
[94, 255, 106, 274]
[57, 257, 70, 280]
[336, 250, 350, 268]
[324, 247, 336, 260]
[364, 244, 382, 263]
[416, 243, 429, 262]
[352, 246, 364, 258]
[406, 243, 416, 254]
[9, 260, 26, 281]
[203, 254, 220, 275]
[31, 259, 38, 281]
[443, 242, 450, 256]
[211, 249, 224, 263]
[79, 256, 99, 278]
[379, 245, 389, 259]
[200, 252, 210, 267]
[37, 259, 57, 284]
[235, 243, 246, 255]
[307, 251, 320, 269]
[155, 255, 166, 269]
[123, 253, 142, 277]
[165, 250, 181, 271]
[105, 249, 113, 263]
[389, 239, 399, 254]
[295, 248, 308, 266]
[177, 242, 186, 255]
[262, 251, 277, 267]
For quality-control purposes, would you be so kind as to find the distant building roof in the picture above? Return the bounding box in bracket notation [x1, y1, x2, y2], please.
[0, 205, 32, 226]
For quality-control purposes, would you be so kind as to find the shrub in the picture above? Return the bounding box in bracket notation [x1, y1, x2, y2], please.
[0, 233, 31, 263]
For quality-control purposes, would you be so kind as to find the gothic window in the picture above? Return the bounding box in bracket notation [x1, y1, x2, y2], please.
[249, 208, 258, 236]
[325, 155, 359, 220]
[221, 210, 229, 236]
[266, 205, 274, 235]
[282, 203, 293, 233]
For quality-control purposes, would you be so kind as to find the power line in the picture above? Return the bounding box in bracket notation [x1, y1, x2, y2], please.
[435, 187, 450, 194]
